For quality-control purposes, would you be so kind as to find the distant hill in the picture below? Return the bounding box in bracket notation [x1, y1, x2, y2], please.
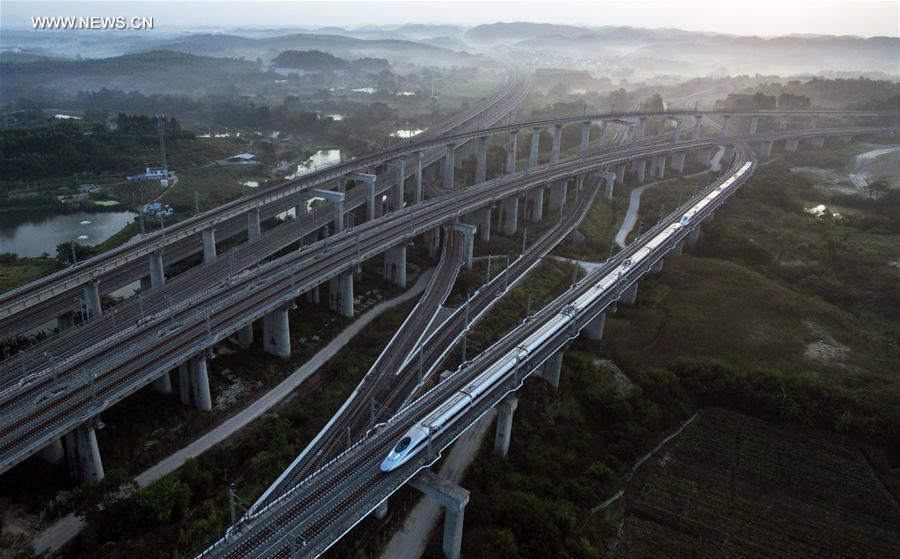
[271, 50, 389, 72]
[465, 22, 591, 44]
[0, 50, 265, 102]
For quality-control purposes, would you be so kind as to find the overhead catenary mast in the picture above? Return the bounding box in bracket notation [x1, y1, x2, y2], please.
[156, 113, 169, 188]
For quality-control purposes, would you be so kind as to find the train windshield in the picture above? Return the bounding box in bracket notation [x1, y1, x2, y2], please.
[393, 436, 412, 453]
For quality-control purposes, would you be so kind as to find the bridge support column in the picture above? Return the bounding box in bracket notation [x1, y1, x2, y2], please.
[693, 115, 703, 140]
[424, 228, 441, 259]
[651, 256, 664, 273]
[616, 163, 626, 184]
[189, 355, 213, 411]
[671, 151, 686, 174]
[479, 207, 492, 242]
[494, 397, 518, 457]
[414, 150, 424, 203]
[672, 118, 683, 143]
[541, 351, 563, 389]
[653, 155, 666, 178]
[636, 117, 647, 141]
[687, 226, 701, 250]
[248, 208, 261, 241]
[635, 159, 647, 184]
[305, 286, 320, 306]
[388, 160, 405, 209]
[697, 148, 711, 167]
[178, 362, 191, 404]
[579, 121, 590, 155]
[749, 116, 759, 135]
[237, 323, 254, 349]
[526, 187, 544, 222]
[506, 131, 518, 173]
[374, 500, 389, 520]
[40, 438, 65, 464]
[597, 121, 608, 151]
[601, 171, 616, 199]
[65, 419, 104, 483]
[785, 138, 799, 151]
[528, 127, 541, 169]
[672, 240, 685, 256]
[202, 229, 217, 265]
[758, 141, 773, 158]
[475, 137, 487, 184]
[452, 223, 476, 270]
[57, 312, 75, 332]
[548, 181, 567, 212]
[622, 283, 638, 305]
[152, 371, 172, 394]
[721, 114, 732, 136]
[409, 470, 470, 559]
[443, 143, 455, 188]
[812, 136, 825, 148]
[585, 312, 606, 341]
[83, 281, 102, 320]
[811, 115, 818, 130]
[550, 124, 562, 163]
[149, 250, 165, 288]
[263, 303, 291, 358]
[723, 146, 736, 165]
[500, 196, 519, 236]
[383, 246, 407, 287]
[329, 272, 354, 318]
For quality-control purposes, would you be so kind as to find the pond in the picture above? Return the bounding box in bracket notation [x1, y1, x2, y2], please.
[0, 210, 137, 258]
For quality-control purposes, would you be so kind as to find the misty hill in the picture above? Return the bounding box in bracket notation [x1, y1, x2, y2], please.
[465, 22, 592, 44]
[0, 50, 266, 103]
[271, 50, 389, 72]
[133, 32, 481, 67]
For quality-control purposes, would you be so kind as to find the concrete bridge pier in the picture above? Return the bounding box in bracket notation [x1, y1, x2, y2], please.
[347, 173, 376, 221]
[528, 127, 541, 169]
[548, 180, 567, 212]
[697, 148, 712, 167]
[622, 282, 638, 305]
[723, 146, 736, 164]
[479, 207, 492, 242]
[671, 151, 686, 174]
[810, 115, 818, 129]
[263, 303, 291, 358]
[40, 438, 65, 464]
[248, 207, 262, 241]
[202, 228, 217, 264]
[693, 115, 703, 140]
[758, 141, 773, 158]
[329, 272, 354, 318]
[651, 257, 664, 274]
[720, 114, 732, 136]
[311, 189, 346, 234]
[494, 396, 519, 457]
[812, 136, 825, 148]
[443, 143, 456, 189]
[374, 499, 389, 520]
[388, 160, 405, 209]
[410, 470, 470, 559]
[57, 312, 75, 332]
[152, 371, 173, 394]
[304, 286, 320, 306]
[149, 250, 165, 288]
[83, 280, 102, 320]
[636, 117, 647, 141]
[780, 115, 789, 130]
[615, 163, 626, 184]
[526, 187, 544, 222]
[585, 312, 606, 341]
[654, 154, 667, 178]
[507, 131, 518, 173]
[414, 150, 424, 203]
[596, 120, 608, 151]
[452, 223, 476, 270]
[672, 240, 685, 256]
[687, 226, 701, 250]
[188, 355, 213, 411]
[785, 138, 799, 151]
[601, 171, 616, 199]
[541, 351, 563, 389]
[65, 418, 104, 483]
[749, 116, 759, 135]
[550, 124, 562, 163]
[383, 245, 407, 287]
[579, 121, 590, 155]
[424, 228, 441, 259]
[475, 136, 487, 184]
[500, 196, 519, 236]
[178, 362, 191, 404]
[635, 159, 647, 184]
[238, 323, 254, 348]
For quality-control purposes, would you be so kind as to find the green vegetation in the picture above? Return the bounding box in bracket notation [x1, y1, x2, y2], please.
[0, 253, 62, 293]
[620, 408, 900, 558]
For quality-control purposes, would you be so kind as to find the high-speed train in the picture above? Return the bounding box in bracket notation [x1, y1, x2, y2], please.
[380, 161, 753, 473]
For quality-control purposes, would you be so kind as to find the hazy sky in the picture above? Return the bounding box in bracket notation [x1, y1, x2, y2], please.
[3, 0, 899, 37]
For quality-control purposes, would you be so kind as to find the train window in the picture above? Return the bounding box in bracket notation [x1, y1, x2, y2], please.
[393, 436, 412, 453]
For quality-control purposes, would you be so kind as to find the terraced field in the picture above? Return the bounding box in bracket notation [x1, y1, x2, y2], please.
[618, 407, 900, 558]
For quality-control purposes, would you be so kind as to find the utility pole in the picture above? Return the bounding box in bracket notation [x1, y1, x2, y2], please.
[228, 483, 237, 526]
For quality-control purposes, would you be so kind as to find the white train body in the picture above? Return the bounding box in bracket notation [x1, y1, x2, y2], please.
[380, 160, 752, 472]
